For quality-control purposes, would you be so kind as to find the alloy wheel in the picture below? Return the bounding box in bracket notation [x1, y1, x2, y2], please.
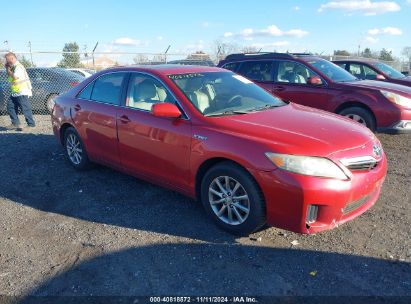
[345, 114, 367, 126]
[208, 176, 250, 225]
[66, 133, 83, 165]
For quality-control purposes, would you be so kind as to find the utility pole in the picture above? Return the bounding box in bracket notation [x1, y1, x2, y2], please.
[28, 41, 34, 66]
[92, 42, 98, 69]
[164, 45, 171, 63]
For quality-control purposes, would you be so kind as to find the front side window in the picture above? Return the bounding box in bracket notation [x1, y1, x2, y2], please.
[371, 62, 405, 79]
[222, 62, 241, 72]
[305, 58, 357, 83]
[168, 72, 286, 116]
[276, 61, 319, 84]
[363, 65, 378, 80]
[335, 62, 347, 69]
[237, 61, 273, 81]
[126, 73, 174, 111]
[348, 64, 363, 79]
[90, 73, 126, 105]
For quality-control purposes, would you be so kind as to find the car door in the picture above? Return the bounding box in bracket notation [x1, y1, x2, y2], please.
[116, 72, 192, 190]
[236, 60, 274, 93]
[271, 60, 330, 110]
[71, 72, 128, 167]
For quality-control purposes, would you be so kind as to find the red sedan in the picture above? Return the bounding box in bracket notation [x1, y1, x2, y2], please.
[51, 65, 387, 235]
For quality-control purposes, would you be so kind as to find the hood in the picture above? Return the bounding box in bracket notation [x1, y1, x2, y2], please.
[342, 80, 411, 96]
[210, 103, 376, 157]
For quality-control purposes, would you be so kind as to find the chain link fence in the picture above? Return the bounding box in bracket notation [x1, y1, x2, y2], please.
[0, 51, 206, 125]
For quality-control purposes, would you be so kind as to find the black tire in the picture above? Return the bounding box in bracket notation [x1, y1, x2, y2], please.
[339, 106, 376, 131]
[63, 127, 91, 170]
[200, 161, 266, 235]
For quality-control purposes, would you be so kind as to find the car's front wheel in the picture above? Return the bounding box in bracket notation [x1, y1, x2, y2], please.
[64, 127, 91, 170]
[339, 107, 376, 131]
[201, 162, 266, 235]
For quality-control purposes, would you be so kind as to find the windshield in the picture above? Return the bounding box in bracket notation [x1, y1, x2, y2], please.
[371, 62, 405, 79]
[168, 72, 286, 116]
[306, 58, 358, 82]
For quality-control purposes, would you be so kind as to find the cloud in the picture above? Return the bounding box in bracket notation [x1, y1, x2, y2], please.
[293, 6, 301, 10]
[318, 0, 401, 15]
[364, 36, 379, 43]
[224, 25, 308, 39]
[112, 37, 141, 46]
[368, 27, 402, 35]
[157, 36, 163, 41]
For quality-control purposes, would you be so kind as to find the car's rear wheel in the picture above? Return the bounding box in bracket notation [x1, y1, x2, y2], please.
[64, 127, 91, 170]
[339, 107, 376, 131]
[200, 162, 266, 235]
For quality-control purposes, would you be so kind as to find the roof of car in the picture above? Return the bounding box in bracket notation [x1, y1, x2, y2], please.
[98, 64, 225, 75]
[332, 59, 377, 64]
[223, 52, 316, 61]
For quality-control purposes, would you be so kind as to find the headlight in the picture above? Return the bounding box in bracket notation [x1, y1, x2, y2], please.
[381, 90, 411, 107]
[265, 153, 348, 180]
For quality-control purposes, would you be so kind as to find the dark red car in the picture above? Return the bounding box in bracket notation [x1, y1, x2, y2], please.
[218, 53, 411, 133]
[333, 59, 411, 87]
[52, 65, 387, 235]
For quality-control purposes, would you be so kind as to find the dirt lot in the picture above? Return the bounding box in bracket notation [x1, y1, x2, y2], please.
[0, 115, 410, 300]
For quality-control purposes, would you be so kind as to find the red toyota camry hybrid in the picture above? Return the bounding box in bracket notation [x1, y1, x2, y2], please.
[51, 65, 387, 235]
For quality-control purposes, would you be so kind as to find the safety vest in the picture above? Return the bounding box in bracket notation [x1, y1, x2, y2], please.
[7, 62, 32, 95]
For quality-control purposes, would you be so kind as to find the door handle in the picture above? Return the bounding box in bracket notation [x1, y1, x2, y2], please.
[272, 86, 285, 92]
[74, 104, 81, 111]
[119, 115, 131, 123]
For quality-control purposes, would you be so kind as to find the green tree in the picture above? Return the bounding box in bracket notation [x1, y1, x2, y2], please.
[19, 55, 35, 68]
[334, 50, 351, 56]
[58, 42, 82, 68]
[379, 48, 394, 61]
[362, 48, 373, 58]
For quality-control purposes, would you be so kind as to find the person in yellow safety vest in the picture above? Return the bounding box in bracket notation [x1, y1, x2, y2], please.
[4, 52, 35, 131]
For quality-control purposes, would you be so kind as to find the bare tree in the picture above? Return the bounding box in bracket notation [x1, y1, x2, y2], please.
[402, 47, 411, 61]
[211, 40, 240, 62]
[241, 46, 258, 53]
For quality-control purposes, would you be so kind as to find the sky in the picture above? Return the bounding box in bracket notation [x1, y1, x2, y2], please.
[1, 0, 410, 65]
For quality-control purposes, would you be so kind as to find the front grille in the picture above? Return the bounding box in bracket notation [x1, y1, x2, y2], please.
[340, 156, 378, 171]
[343, 194, 372, 214]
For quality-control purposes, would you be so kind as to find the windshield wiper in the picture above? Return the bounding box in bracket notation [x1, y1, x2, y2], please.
[247, 104, 281, 112]
[204, 110, 249, 117]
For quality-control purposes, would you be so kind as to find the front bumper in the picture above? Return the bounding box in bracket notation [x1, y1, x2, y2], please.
[253, 155, 387, 234]
[377, 120, 411, 134]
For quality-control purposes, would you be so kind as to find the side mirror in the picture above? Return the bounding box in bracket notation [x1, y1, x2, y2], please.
[308, 76, 323, 86]
[376, 74, 386, 80]
[151, 102, 181, 118]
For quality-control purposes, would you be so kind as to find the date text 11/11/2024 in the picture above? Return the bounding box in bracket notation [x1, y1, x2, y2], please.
[149, 296, 258, 303]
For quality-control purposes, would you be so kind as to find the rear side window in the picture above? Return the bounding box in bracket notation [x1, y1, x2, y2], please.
[238, 61, 273, 81]
[222, 62, 241, 72]
[77, 81, 94, 99]
[90, 73, 126, 105]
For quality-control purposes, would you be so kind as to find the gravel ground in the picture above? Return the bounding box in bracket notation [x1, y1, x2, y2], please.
[0, 115, 410, 300]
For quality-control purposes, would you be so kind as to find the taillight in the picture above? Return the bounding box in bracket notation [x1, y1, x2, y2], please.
[70, 82, 79, 87]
